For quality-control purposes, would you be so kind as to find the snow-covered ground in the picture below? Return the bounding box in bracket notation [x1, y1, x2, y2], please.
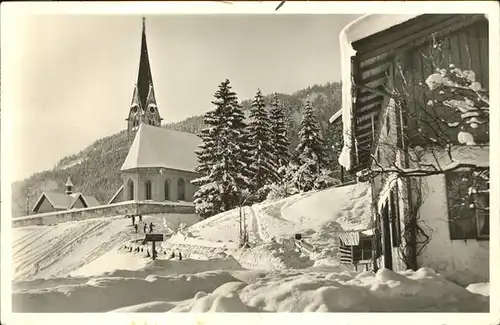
[12, 213, 199, 281]
[188, 182, 372, 254]
[11, 183, 490, 312]
[12, 265, 489, 312]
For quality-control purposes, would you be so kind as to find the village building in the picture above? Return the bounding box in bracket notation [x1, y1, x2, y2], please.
[110, 18, 201, 204]
[331, 14, 489, 285]
[32, 175, 101, 214]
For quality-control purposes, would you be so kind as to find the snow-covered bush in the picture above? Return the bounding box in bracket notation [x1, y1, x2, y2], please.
[313, 168, 340, 190]
[425, 64, 489, 145]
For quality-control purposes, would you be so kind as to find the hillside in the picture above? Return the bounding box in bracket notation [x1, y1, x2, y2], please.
[12, 82, 344, 218]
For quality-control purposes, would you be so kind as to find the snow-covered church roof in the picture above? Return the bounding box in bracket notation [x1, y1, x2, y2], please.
[121, 123, 201, 173]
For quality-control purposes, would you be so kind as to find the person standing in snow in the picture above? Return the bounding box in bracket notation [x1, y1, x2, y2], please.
[133, 224, 138, 233]
[149, 222, 154, 233]
[139, 215, 143, 222]
[143, 223, 147, 233]
[132, 215, 136, 226]
[178, 251, 183, 260]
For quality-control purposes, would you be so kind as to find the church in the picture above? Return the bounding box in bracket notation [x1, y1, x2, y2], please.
[110, 18, 201, 204]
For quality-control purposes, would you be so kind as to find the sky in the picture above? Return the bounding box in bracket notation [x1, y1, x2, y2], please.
[6, 13, 360, 182]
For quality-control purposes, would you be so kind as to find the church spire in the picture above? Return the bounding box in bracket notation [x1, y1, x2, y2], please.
[127, 17, 162, 142]
[136, 17, 155, 110]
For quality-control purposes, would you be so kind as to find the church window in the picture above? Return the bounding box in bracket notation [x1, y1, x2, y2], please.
[145, 180, 152, 200]
[164, 180, 170, 200]
[127, 179, 134, 200]
[177, 178, 186, 201]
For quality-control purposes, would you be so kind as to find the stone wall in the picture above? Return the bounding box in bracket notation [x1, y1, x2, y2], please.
[12, 201, 196, 228]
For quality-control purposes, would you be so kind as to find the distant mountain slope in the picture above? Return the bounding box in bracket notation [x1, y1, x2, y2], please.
[12, 82, 342, 218]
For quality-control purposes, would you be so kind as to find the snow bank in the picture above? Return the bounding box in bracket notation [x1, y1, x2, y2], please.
[189, 182, 372, 253]
[103, 256, 243, 278]
[231, 242, 314, 271]
[12, 271, 241, 313]
[12, 266, 488, 312]
[110, 301, 175, 313]
[169, 267, 488, 312]
[466, 282, 489, 297]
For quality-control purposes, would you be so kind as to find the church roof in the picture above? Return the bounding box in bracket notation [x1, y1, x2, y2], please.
[130, 84, 142, 108]
[136, 17, 155, 110]
[121, 123, 201, 173]
[145, 84, 157, 108]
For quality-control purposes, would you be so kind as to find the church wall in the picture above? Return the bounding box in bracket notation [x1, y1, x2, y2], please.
[122, 168, 199, 202]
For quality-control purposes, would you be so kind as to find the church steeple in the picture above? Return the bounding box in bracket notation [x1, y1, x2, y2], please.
[127, 17, 162, 141]
[136, 17, 154, 110]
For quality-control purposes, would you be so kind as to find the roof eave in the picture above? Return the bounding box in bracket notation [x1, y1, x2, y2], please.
[338, 14, 421, 171]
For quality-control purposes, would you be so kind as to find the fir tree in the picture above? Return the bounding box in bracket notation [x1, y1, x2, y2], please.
[192, 79, 250, 217]
[192, 126, 222, 218]
[294, 99, 328, 192]
[247, 89, 276, 201]
[269, 93, 291, 177]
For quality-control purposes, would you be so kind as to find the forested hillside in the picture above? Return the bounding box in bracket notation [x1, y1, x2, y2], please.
[12, 82, 344, 217]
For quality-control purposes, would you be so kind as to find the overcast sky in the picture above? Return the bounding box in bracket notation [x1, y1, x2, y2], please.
[6, 13, 360, 182]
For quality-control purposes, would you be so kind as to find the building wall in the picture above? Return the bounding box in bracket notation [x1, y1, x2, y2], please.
[417, 174, 489, 285]
[72, 197, 86, 209]
[122, 168, 199, 202]
[371, 98, 408, 272]
[36, 198, 57, 214]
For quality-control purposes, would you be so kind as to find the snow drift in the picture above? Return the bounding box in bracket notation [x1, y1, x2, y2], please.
[13, 267, 488, 313]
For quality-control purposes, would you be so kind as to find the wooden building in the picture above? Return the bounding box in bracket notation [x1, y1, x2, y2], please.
[332, 14, 490, 285]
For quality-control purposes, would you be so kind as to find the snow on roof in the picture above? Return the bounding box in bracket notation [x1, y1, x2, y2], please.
[108, 185, 124, 205]
[40, 192, 75, 210]
[329, 109, 342, 124]
[32, 191, 101, 212]
[35, 193, 73, 211]
[121, 123, 201, 173]
[65, 175, 74, 187]
[82, 195, 101, 207]
[335, 14, 420, 171]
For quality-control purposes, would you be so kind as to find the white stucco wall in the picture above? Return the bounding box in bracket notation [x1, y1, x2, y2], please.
[122, 168, 199, 203]
[417, 174, 489, 285]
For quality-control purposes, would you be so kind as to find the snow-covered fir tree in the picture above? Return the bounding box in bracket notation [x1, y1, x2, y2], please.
[294, 99, 328, 192]
[268, 93, 291, 178]
[192, 79, 250, 217]
[247, 89, 277, 201]
[192, 125, 222, 218]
